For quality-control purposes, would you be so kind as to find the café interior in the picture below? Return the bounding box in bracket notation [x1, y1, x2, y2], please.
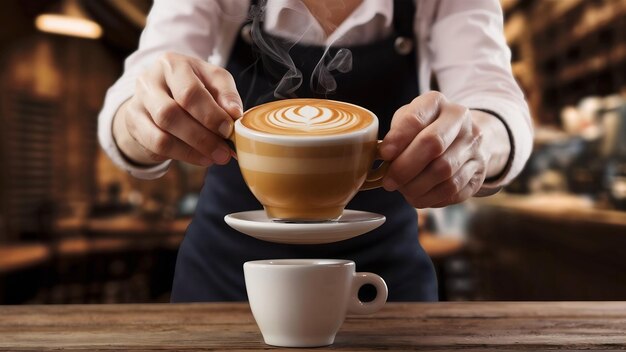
[1, 0, 625, 305]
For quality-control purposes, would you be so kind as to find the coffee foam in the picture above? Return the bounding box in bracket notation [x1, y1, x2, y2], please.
[241, 99, 373, 136]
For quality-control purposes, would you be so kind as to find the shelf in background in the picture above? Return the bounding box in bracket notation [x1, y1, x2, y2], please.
[554, 42, 626, 85]
[533, 1, 626, 64]
[505, 0, 626, 124]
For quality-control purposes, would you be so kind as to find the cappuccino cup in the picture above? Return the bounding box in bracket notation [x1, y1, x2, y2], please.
[232, 98, 387, 222]
[243, 259, 388, 347]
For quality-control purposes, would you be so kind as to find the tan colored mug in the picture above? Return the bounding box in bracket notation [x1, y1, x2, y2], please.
[229, 98, 388, 222]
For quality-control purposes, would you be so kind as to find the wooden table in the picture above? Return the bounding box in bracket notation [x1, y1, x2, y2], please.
[53, 215, 189, 253]
[474, 193, 626, 227]
[0, 243, 51, 274]
[55, 215, 192, 237]
[470, 193, 626, 301]
[1, 302, 625, 351]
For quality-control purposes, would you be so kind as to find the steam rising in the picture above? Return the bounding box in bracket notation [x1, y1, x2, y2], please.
[311, 47, 353, 94]
[248, 0, 353, 99]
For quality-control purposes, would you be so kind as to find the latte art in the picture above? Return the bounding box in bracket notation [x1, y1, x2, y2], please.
[268, 105, 360, 132]
[242, 99, 373, 136]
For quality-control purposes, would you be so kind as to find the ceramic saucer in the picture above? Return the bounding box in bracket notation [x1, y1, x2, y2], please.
[224, 210, 386, 245]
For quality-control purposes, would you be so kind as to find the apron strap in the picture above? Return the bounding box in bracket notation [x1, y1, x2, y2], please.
[392, 0, 416, 39]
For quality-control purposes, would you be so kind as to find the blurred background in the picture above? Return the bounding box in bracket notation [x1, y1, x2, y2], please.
[0, 0, 625, 304]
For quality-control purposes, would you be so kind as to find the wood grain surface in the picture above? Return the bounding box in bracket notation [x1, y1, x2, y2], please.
[1, 302, 625, 351]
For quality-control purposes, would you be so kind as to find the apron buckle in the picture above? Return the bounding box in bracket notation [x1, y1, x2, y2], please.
[394, 37, 414, 56]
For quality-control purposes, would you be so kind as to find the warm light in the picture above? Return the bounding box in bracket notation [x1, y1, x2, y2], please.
[35, 14, 103, 39]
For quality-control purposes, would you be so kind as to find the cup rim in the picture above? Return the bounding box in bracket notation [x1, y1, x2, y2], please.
[244, 259, 354, 268]
[235, 99, 378, 145]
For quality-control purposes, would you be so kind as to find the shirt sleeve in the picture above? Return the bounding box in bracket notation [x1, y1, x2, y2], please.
[428, 0, 534, 193]
[97, 0, 226, 180]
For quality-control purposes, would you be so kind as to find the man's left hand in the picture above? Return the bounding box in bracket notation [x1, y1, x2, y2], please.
[380, 91, 510, 208]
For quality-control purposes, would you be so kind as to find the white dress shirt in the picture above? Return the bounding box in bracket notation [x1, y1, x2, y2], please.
[98, 0, 533, 193]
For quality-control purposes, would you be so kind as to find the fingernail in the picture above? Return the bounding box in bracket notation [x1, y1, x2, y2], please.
[229, 101, 243, 117]
[218, 120, 234, 139]
[383, 177, 398, 191]
[380, 144, 398, 160]
[211, 147, 230, 164]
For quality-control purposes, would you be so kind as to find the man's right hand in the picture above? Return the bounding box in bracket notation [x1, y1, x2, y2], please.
[112, 52, 243, 167]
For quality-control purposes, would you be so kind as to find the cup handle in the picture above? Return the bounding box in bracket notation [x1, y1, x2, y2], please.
[360, 140, 389, 191]
[347, 272, 388, 315]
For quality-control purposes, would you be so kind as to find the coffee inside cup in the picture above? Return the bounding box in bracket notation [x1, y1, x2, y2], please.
[240, 99, 374, 136]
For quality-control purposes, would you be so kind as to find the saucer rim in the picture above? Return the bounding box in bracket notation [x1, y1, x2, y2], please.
[223, 209, 386, 245]
[224, 209, 385, 227]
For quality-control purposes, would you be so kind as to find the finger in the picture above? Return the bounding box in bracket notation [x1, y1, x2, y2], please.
[144, 90, 233, 165]
[383, 103, 470, 191]
[380, 91, 446, 160]
[137, 69, 232, 165]
[430, 166, 485, 208]
[429, 182, 476, 208]
[404, 159, 481, 209]
[397, 131, 481, 198]
[125, 102, 214, 167]
[193, 62, 244, 119]
[159, 56, 236, 139]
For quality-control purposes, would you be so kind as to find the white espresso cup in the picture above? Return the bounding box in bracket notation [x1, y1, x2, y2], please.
[243, 259, 388, 347]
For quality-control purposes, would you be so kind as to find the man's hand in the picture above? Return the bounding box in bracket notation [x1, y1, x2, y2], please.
[113, 52, 242, 167]
[380, 91, 510, 208]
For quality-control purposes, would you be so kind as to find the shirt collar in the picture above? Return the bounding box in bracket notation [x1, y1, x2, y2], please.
[263, 0, 393, 46]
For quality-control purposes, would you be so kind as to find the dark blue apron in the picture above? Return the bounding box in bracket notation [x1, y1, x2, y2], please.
[171, 0, 438, 302]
